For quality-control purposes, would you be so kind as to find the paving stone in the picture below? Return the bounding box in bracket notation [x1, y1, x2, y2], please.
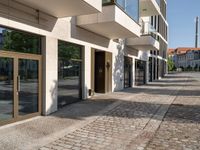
[145, 73, 200, 150]
[36, 73, 200, 150]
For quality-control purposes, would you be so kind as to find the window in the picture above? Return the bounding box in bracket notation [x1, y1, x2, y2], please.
[0, 26, 41, 54]
[58, 41, 83, 108]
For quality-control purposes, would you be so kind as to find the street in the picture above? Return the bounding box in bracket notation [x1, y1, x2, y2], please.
[0, 72, 200, 150]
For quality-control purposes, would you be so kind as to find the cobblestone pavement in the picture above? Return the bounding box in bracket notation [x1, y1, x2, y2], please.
[40, 73, 200, 150]
[146, 72, 200, 150]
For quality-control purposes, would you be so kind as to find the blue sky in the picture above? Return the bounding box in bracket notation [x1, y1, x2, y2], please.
[168, 0, 200, 48]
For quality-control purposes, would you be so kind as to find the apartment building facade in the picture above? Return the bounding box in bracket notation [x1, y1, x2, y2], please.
[168, 48, 200, 69]
[0, 0, 168, 126]
[177, 49, 200, 69]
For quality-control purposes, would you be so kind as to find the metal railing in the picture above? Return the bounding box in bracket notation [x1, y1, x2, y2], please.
[102, 0, 139, 23]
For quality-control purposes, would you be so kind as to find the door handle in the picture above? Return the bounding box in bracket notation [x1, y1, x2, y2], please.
[17, 75, 20, 92]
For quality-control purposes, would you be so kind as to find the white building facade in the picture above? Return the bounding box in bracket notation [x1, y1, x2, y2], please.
[0, 0, 168, 126]
[176, 49, 200, 69]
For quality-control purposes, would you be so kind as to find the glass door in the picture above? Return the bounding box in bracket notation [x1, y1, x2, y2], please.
[0, 51, 41, 126]
[18, 59, 39, 116]
[0, 57, 14, 121]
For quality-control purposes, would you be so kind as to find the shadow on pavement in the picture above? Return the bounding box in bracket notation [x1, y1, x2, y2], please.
[51, 73, 200, 124]
[51, 98, 200, 124]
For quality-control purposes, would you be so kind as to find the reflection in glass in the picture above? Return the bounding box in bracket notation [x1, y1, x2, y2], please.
[116, 0, 125, 9]
[0, 26, 41, 54]
[18, 59, 38, 115]
[125, 0, 139, 22]
[58, 41, 82, 108]
[102, 0, 112, 4]
[102, 0, 139, 22]
[0, 57, 13, 121]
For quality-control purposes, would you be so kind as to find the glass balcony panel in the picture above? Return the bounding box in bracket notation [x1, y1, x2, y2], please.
[102, 0, 112, 5]
[156, 0, 160, 6]
[125, 0, 139, 22]
[116, 0, 125, 9]
[141, 21, 159, 40]
[102, 0, 139, 22]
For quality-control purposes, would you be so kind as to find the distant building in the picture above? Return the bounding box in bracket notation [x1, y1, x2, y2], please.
[168, 47, 200, 69]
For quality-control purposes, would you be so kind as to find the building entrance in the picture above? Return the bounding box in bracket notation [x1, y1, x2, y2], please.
[91, 50, 112, 94]
[135, 59, 146, 86]
[124, 56, 132, 88]
[0, 51, 42, 126]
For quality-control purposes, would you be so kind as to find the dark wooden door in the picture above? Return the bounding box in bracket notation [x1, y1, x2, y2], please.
[95, 52, 105, 93]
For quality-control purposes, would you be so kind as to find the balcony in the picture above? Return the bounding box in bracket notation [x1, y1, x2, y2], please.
[14, 0, 102, 18]
[76, 0, 141, 39]
[126, 22, 160, 51]
[140, 0, 160, 17]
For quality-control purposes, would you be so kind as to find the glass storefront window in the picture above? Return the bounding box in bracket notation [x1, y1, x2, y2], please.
[0, 57, 13, 121]
[58, 41, 82, 108]
[0, 26, 41, 54]
[58, 41, 82, 60]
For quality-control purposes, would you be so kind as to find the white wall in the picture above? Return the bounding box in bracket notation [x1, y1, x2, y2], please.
[42, 37, 58, 115]
[0, 1, 128, 114]
[83, 46, 91, 99]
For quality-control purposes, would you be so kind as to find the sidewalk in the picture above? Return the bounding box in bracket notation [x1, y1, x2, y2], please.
[0, 73, 195, 150]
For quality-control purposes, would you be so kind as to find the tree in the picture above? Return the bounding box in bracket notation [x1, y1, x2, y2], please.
[167, 57, 176, 71]
[194, 64, 198, 71]
[187, 65, 192, 71]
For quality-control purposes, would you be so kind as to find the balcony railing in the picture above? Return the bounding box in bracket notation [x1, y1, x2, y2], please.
[141, 21, 159, 40]
[102, 0, 139, 23]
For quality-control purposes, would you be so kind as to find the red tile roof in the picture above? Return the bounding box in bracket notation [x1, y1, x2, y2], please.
[168, 47, 200, 55]
[167, 48, 175, 55]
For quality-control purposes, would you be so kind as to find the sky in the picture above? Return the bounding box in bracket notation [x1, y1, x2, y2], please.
[167, 0, 200, 48]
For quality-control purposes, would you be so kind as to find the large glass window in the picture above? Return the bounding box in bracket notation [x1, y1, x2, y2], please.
[0, 26, 41, 54]
[0, 57, 13, 121]
[58, 41, 82, 108]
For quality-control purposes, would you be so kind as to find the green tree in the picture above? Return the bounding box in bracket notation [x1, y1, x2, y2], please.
[1, 29, 40, 54]
[194, 64, 198, 71]
[167, 57, 176, 71]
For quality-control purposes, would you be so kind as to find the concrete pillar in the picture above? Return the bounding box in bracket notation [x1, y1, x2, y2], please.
[132, 58, 136, 86]
[42, 36, 58, 115]
[152, 57, 157, 81]
[146, 60, 149, 84]
[82, 46, 91, 99]
[150, 58, 154, 82]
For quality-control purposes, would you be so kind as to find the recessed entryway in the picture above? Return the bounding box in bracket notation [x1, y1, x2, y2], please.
[149, 57, 153, 82]
[91, 49, 112, 95]
[135, 59, 146, 86]
[124, 56, 133, 88]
